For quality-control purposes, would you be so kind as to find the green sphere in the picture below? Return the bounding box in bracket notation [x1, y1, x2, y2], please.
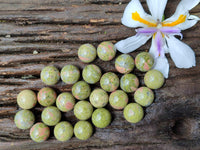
[97, 41, 116, 61]
[17, 90, 37, 109]
[100, 72, 119, 92]
[115, 54, 135, 74]
[14, 110, 35, 129]
[40, 66, 60, 85]
[74, 101, 93, 120]
[82, 64, 102, 84]
[109, 90, 128, 110]
[54, 121, 73, 141]
[37, 87, 57, 107]
[92, 108, 111, 128]
[61, 65, 80, 84]
[135, 52, 154, 72]
[74, 121, 93, 140]
[134, 87, 154, 107]
[56, 92, 75, 112]
[78, 44, 96, 63]
[41, 106, 61, 126]
[144, 69, 164, 89]
[30, 122, 50, 143]
[89, 89, 109, 108]
[72, 81, 91, 100]
[120, 74, 139, 93]
[123, 103, 144, 123]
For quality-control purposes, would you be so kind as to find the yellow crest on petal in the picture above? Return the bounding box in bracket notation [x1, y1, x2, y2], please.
[162, 15, 186, 27]
[132, 12, 157, 27]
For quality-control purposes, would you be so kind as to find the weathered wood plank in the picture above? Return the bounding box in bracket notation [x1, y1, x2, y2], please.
[0, 0, 200, 149]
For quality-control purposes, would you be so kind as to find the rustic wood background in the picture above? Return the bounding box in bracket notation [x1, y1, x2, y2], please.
[0, 0, 199, 149]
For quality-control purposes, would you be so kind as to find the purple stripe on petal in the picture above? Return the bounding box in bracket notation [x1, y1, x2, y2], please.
[160, 27, 183, 39]
[155, 31, 164, 57]
[136, 28, 157, 35]
[160, 27, 181, 34]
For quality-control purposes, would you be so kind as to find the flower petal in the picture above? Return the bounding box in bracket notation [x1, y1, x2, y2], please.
[115, 34, 151, 53]
[163, 0, 199, 30]
[149, 38, 169, 78]
[149, 36, 158, 57]
[146, 0, 168, 21]
[178, 0, 200, 11]
[166, 36, 196, 68]
[122, 0, 156, 28]
[176, 15, 199, 30]
[153, 56, 169, 78]
[149, 32, 166, 57]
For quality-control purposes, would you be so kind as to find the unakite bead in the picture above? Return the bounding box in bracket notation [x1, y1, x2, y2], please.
[30, 122, 50, 143]
[74, 121, 93, 140]
[115, 54, 135, 74]
[41, 106, 61, 126]
[97, 41, 116, 61]
[78, 44, 96, 63]
[120, 74, 139, 93]
[72, 81, 91, 100]
[56, 92, 75, 112]
[123, 103, 144, 123]
[134, 87, 154, 107]
[17, 90, 37, 109]
[74, 101, 93, 120]
[109, 90, 128, 110]
[135, 52, 154, 72]
[144, 69, 164, 89]
[82, 64, 102, 84]
[14, 110, 35, 129]
[89, 88, 109, 108]
[61, 65, 80, 84]
[100, 72, 119, 92]
[54, 121, 73, 141]
[40, 66, 60, 85]
[92, 108, 111, 128]
[37, 87, 57, 107]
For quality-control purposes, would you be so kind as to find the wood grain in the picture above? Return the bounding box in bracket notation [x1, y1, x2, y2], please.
[0, 0, 200, 150]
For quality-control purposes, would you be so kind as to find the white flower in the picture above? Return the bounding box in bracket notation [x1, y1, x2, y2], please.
[115, 0, 200, 78]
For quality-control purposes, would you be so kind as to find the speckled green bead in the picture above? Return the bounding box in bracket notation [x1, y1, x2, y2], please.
[100, 72, 119, 92]
[40, 66, 60, 85]
[135, 52, 154, 72]
[74, 101, 93, 120]
[54, 121, 73, 142]
[78, 44, 97, 63]
[61, 65, 80, 84]
[115, 54, 135, 74]
[30, 122, 50, 143]
[17, 90, 37, 109]
[120, 74, 139, 93]
[14, 110, 35, 129]
[109, 90, 128, 110]
[123, 103, 144, 123]
[56, 92, 75, 112]
[89, 89, 109, 108]
[41, 106, 61, 126]
[72, 81, 91, 100]
[144, 69, 164, 89]
[82, 64, 102, 84]
[97, 41, 116, 61]
[74, 121, 93, 140]
[134, 87, 154, 107]
[92, 108, 111, 128]
[37, 87, 57, 107]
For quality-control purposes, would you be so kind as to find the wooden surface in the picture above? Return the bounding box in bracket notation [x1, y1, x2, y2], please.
[0, 0, 200, 149]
